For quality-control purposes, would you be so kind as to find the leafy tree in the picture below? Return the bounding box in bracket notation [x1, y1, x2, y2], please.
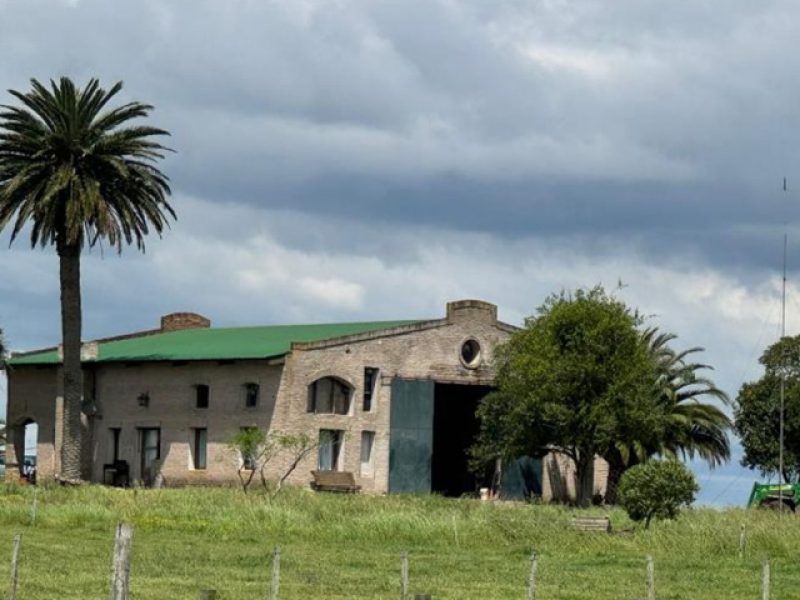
[0, 78, 174, 481]
[475, 287, 663, 507]
[604, 328, 731, 503]
[271, 432, 320, 498]
[229, 427, 273, 493]
[735, 335, 800, 483]
[617, 460, 698, 528]
[229, 428, 325, 495]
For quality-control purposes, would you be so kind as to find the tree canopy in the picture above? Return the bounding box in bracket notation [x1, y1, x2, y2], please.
[603, 328, 730, 503]
[0, 78, 174, 252]
[475, 286, 663, 507]
[618, 460, 698, 528]
[735, 335, 800, 482]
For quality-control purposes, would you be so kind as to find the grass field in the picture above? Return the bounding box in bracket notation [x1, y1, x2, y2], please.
[0, 484, 796, 599]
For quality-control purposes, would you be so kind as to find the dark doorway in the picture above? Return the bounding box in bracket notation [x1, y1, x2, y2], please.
[431, 384, 492, 497]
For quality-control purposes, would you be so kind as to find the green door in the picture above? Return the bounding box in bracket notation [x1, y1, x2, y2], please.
[389, 378, 434, 493]
[500, 456, 543, 500]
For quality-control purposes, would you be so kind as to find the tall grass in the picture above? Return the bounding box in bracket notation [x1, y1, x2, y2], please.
[0, 484, 796, 598]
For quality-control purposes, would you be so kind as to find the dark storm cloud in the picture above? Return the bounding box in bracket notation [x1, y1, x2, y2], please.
[2, 0, 798, 278]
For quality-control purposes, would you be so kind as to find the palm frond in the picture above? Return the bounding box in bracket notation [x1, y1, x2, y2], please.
[0, 77, 174, 252]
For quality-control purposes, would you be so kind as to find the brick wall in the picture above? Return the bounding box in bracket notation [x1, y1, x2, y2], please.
[266, 300, 514, 493]
[160, 312, 211, 332]
[90, 359, 282, 485]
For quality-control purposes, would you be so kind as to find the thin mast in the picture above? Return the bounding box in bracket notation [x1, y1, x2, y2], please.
[779, 177, 787, 510]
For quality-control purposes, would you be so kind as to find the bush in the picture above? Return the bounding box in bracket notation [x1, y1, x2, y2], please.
[618, 460, 698, 528]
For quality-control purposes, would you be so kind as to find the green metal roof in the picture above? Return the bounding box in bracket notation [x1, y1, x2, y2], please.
[8, 320, 424, 367]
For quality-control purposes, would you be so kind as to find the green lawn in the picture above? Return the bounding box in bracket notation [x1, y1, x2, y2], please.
[0, 484, 796, 599]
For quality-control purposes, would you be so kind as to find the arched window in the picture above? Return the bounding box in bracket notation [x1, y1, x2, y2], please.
[307, 377, 353, 415]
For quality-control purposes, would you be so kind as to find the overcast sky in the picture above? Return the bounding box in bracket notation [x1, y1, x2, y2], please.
[2, 0, 799, 504]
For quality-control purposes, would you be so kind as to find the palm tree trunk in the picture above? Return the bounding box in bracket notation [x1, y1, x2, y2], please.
[58, 242, 83, 482]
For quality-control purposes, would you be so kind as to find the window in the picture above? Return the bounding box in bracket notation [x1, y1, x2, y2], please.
[139, 428, 161, 482]
[240, 427, 258, 470]
[244, 383, 260, 408]
[360, 431, 375, 476]
[192, 428, 207, 470]
[307, 377, 352, 415]
[460, 339, 482, 369]
[110, 428, 121, 462]
[195, 384, 209, 409]
[363, 368, 379, 412]
[318, 429, 344, 471]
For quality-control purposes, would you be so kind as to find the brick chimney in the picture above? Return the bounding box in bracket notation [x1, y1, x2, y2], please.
[160, 312, 211, 332]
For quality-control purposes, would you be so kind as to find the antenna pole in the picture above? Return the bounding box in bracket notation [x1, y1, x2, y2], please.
[779, 178, 788, 512]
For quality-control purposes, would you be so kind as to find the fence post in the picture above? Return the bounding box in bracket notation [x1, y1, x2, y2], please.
[400, 552, 409, 600]
[739, 524, 746, 560]
[270, 545, 280, 600]
[30, 487, 38, 525]
[646, 555, 655, 600]
[527, 551, 537, 600]
[110, 523, 134, 600]
[8, 533, 22, 600]
[198, 591, 216, 600]
[762, 559, 770, 600]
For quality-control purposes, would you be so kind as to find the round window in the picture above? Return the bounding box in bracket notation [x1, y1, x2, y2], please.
[460, 339, 481, 369]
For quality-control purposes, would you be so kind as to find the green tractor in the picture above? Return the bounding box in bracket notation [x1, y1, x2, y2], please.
[748, 482, 800, 511]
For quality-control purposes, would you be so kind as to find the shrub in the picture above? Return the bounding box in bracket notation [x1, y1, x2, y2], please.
[617, 460, 698, 528]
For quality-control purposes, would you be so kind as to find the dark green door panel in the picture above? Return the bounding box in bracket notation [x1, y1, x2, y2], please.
[500, 456, 543, 500]
[389, 378, 434, 493]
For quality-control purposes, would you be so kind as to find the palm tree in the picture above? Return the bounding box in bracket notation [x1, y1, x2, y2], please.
[0, 78, 174, 482]
[604, 328, 732, 503]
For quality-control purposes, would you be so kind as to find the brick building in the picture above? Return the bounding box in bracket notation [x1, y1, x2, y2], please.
[4, 300, 607, 499]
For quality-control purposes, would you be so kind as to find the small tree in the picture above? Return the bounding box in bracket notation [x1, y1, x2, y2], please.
[271, 432, 321, 498]
[617, 460, 698, 528]
[229, 429, 324, 495]
[228, 428, 277, 493]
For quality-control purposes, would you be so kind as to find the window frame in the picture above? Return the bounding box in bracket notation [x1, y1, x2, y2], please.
[244, 382, 260, 408]
[318, 429, 345, 471]
[195, 384, 210, 409]
[192, 428, 208, 470]
[110, 428, 121, 463]
[363, 367, 379, 412]
[239, 426, 258, 471]
[360, 430, 375, 476]
[307, 377, 353, 415]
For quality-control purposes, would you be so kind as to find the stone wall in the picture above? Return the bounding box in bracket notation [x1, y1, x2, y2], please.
[267, 300, 514, 492]
[90, 359, 282, 485]
[5, 366, 59, 482]
[541, 452, 610, 503]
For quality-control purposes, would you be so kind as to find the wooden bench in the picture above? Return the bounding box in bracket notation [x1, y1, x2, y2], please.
[310, 470, 362, 493]
[571, 516, 611, 533]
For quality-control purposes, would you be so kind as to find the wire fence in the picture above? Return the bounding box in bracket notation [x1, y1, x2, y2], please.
[3, 522, 799, 600]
